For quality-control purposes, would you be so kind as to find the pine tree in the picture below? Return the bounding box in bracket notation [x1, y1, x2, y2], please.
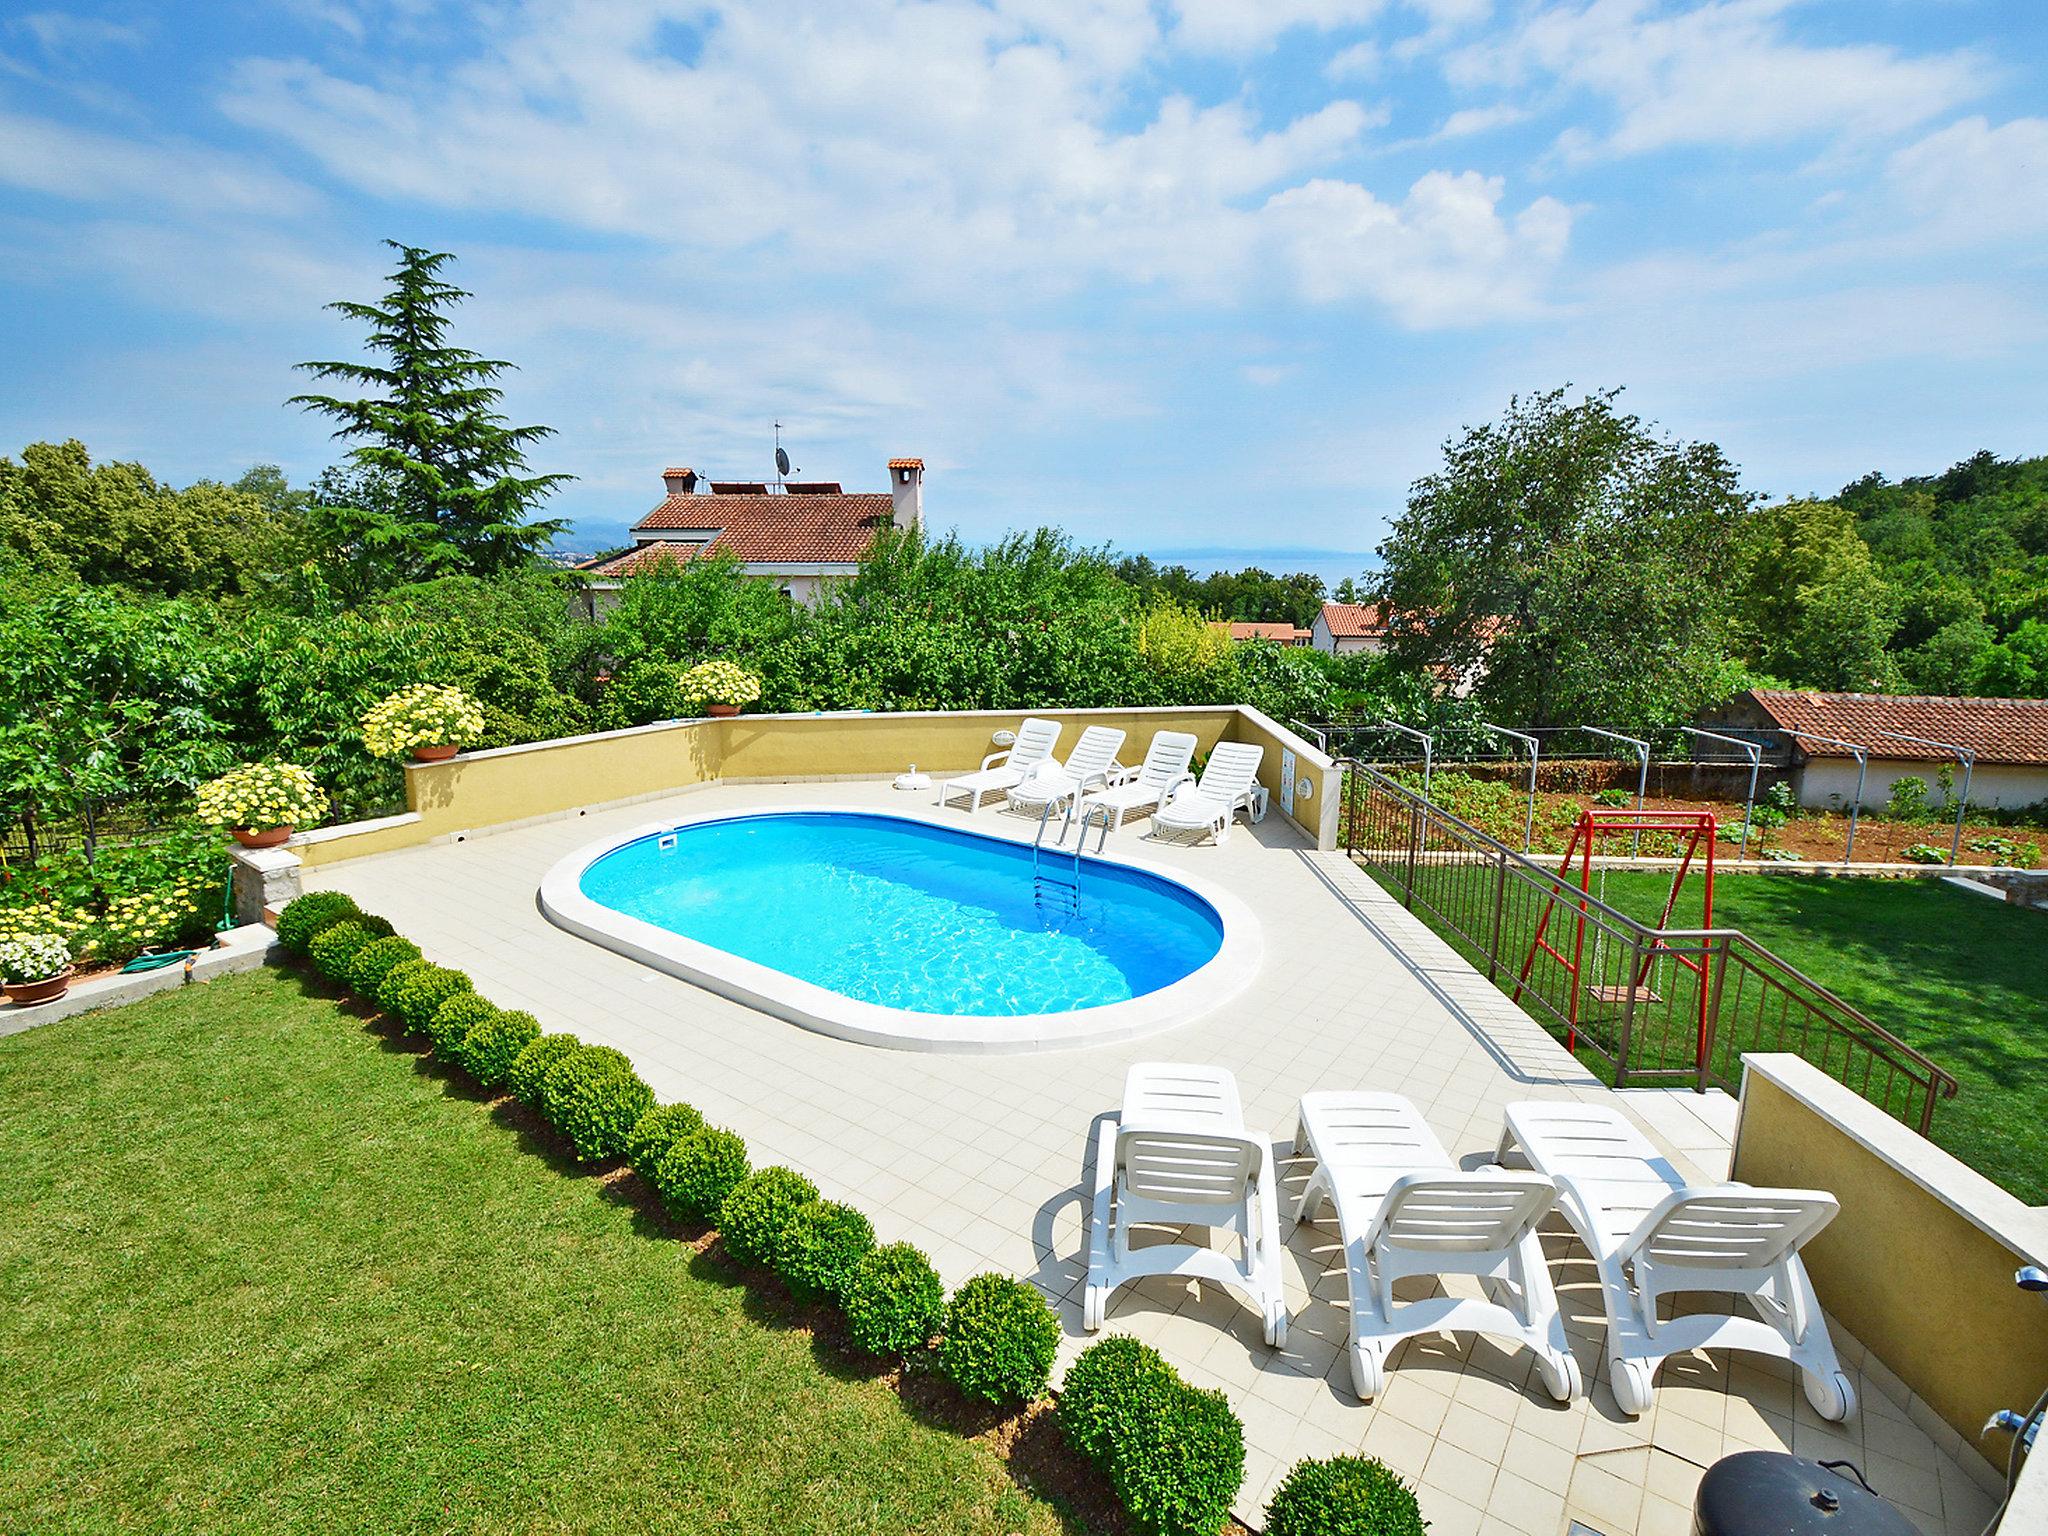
[293, 241, 569, 579]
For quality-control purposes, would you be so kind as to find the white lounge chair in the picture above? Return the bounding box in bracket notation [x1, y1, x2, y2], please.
[1149, 742, 1265, 845]
[1085, 1062, 1287, 1347]
[938, 718, 1062, 813]
[1077, 731, 1198, 833]
[1004, 725, 1127, 818]
[1293, 1092, 1581, 1401]
[1496, 1100, 1854, 1420]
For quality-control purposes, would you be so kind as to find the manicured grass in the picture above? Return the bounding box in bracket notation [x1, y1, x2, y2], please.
[1595, 872, 2048, 1204]
[0, 967, 1067, 1535]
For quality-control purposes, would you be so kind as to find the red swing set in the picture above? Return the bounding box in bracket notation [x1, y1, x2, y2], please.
[1513, 808, 1718, 1058]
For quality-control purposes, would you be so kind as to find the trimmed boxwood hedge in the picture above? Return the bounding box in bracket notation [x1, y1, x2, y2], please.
[345, 935, 421, 999]
[462, 1008, 541, 1089]
[538, 1045, 655, 1163]
[776, 1199, 875, 1303]
[1263, 1455, 1425, 1536]
[624, 1102, 705, 1181]
[377, 960, 474, 1035]
[651, 1126, 749, 1222]
[275, 891, 360, 955]
[307, 920, 377, 984]
[937, 1272, 1061, 1405]
[506, 1033, 581, 1106]
[1059, 1335, 1245, 1536]
[428, 991, 497, 1061]
[719, 1166, 820, 1267]
[841, 1242, 945, 1358]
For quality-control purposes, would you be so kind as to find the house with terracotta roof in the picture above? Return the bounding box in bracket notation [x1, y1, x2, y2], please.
[1309, 601, 1393, 656]
[1211, 621, 1311, 646]
[575, 458, 924, 611]
[1702, 690, 2048, 810]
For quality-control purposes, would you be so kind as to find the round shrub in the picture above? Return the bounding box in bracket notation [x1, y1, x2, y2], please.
[651, 1126, 749, 1222]
[506, 1033, 580, 1107]
[307, 920, 375, 984]
[538, 1045, 655, 1163]
[625, 1102, 705, 1181]
[345, 934, 421, 999]
[275, 891, 360, 955]
[463, 1008, 541, 1090]
[1265, 1456, 1426, 1536]
[378, 960, 473, 1035]
[777, 1200, 875, 1303]
[1108, 1379, 1245, 1536]
[718, 1166, 820, 1267]
[1059, 1335, 1178, 1465]
[429, 990, 498, 1061]
[937, 1272, 1061, 1405]
[841, 1242, 945, 1358]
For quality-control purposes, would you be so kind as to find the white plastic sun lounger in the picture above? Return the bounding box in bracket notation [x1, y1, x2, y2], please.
[1293, 1092, 1580, 1402]
[938, 717, 1062, 812]
[1005, 725, 1127, 817]
[1148, 742, 1265, 846]
[1085, 1062, 1287, 1347]
[1496, 1100, 1853, 1420]
[1077, 731, 1198, 833]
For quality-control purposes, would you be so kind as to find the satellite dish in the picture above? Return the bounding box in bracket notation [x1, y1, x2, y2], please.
[775, 447, 792, 476]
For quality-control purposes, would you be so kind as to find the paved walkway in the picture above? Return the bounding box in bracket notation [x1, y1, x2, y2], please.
[310, 779, 1995, 1536]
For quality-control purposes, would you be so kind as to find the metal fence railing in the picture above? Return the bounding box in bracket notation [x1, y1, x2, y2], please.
[1340, 761, 1959, 1135]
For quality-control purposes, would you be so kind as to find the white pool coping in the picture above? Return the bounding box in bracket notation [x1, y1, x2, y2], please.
[536, 802, 1264, 1052]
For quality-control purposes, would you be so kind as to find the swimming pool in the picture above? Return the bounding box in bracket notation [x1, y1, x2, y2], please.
[538, 807, 1260, 1051]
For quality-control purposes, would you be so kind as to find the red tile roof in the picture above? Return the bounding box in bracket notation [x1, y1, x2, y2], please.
[1219, 621, 1310, 643]
[887, 457, 924, 470]
[576, 541, 711, 578]
[1748, 691, 2048, 767]
[626, 490, 896, 565]
[1318, 600, 1392, 638]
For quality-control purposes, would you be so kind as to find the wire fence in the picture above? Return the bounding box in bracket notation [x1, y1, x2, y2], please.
[1341, 761, 1959, 1134]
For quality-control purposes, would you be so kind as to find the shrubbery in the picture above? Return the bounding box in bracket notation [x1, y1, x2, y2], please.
[462, 1008, 541, 1088]
[651, 1126, 750, 1222]
[937, 1272, 1061, 1405]
[538, 1044, 655, 1162]
[777, 1200, 875, 1302]
[308, 919, 372, 982]
[624, 1102, 705, 1181]
[345, 934, 420, 998]
[507, 1033, 581, 1106]
[428, 990, 497, 1059]
[1060, 1335, 1245, 1536]
[718, 1166, 820, 1267]
[841, 1242, 945, 1358]
[377, 959, 473, 1034]
[1264, 1455, 1426, 1536]
[275, 890, 360, 955]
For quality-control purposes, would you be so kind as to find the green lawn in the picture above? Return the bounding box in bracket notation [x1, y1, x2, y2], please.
[0, 967, 1067, 1535]
[1595, 872, 2048, 1204]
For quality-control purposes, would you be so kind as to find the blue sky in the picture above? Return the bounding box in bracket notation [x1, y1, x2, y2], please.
[3, 1, 2045, 575]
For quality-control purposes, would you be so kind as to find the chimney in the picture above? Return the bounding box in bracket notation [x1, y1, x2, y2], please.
[662, 466, 698, 497]
[888, 457, 924, 532]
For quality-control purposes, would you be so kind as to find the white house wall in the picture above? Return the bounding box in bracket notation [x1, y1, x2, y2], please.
[1797, 758, 2048, 812]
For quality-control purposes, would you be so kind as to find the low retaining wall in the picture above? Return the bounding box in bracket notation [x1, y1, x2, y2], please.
[293, 705, 1342, 867]
[1732, 1054, 2048, 1483]
[0, 923, 281, 1039]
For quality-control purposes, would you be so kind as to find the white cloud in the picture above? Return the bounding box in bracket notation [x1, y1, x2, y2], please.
[1325, 40, 1381, 80]
[12, 11, 145, 55]
[0, 109, 316, 216]
[1450, 0, 1986, 159]
[1887, 116, 2048, 241]
[1435, 102, 1526, 138]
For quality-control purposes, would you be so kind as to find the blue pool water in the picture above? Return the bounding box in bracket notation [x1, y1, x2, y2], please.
[578, 812, 1225, 1015]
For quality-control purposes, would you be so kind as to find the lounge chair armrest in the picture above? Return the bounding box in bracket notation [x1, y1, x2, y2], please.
[979, 748, 1012, 772]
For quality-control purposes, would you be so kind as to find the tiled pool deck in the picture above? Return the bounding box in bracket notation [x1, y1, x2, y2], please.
[309, 779, 1999, 1536]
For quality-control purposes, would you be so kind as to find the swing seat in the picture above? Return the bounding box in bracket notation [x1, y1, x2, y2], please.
[1588, 983, 1662, 1004]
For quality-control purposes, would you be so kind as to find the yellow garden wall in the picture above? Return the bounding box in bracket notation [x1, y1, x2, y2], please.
[294, 706, 1343, 867]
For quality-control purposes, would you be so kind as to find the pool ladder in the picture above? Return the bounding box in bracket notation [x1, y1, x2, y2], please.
[1031, 798, 1114, 920]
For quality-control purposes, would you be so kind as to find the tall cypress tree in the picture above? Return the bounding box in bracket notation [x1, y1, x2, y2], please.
[293, 241, 569, 577]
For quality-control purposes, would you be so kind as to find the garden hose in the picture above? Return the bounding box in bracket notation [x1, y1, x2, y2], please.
[120, 950, 196, 974]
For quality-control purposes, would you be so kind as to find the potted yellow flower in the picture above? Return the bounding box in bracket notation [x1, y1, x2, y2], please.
[197, 761, 328, 848]
[679, 660, 763, 718]
[361, 684, 487, 762]
[0, 934, 72, 1006]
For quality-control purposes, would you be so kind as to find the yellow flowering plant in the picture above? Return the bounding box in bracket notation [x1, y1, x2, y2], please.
[678, 660, 763, 709]
[196, 761, 327, 831]
[360, 685, 487, 759]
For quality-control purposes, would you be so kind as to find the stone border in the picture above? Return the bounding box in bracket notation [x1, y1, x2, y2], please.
[0, 923, 280, 1039]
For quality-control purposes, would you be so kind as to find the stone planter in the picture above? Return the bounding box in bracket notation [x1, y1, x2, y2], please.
[411, 743, 459, 763]
[230, 825, 293, 850]
[706, 703, 741, 718]
[4, 967, 73, 1007]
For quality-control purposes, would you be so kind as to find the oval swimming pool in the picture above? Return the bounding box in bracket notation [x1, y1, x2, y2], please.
[538, 807, 1261, 1051]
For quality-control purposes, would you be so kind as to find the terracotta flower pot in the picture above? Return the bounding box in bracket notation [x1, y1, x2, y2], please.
[411, 743, 459, 763]
[5, 967, 73, 1006]
[706, 703, 741, 718]
[231, 824, 293, 850]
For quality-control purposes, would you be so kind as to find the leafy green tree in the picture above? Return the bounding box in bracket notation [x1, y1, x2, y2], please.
[1373, 388, 1751, 728]
[1730, 498, 1901, 691]
[293, 241, 569, 585]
